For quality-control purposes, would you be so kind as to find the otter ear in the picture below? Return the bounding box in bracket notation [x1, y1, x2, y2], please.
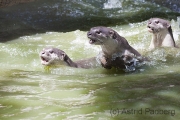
[165, 23, 171, 28]
[61, 53, 67, 60]
[109, 31, 117, 39]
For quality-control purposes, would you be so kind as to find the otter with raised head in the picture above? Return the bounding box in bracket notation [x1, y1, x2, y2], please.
[147, 18, 176, 49]
[87, 26, 144, 71]
[40, 47, 99, 69]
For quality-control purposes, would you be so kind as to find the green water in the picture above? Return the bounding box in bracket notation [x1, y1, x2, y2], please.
[0, 20, 180, 120]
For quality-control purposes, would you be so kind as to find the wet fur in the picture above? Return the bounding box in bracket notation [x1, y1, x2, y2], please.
[147, 18, 176, 49]
[40, 47, 98, 69]
[87, 26, 143, 69]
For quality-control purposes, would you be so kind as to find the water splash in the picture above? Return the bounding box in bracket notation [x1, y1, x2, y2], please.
[103, 0, 123, 9]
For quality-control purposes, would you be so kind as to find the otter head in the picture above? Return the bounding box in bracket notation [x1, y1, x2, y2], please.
[147, 18, 171, 34]
[40, 47, 67, 66]
[87, 26, 117, 45]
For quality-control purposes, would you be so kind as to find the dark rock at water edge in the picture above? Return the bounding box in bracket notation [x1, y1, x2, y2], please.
[0, 0, 180, 42]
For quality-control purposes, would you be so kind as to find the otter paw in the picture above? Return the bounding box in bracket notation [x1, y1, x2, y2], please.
[99, 57, 107, 65]
[99, 57, 112, 69]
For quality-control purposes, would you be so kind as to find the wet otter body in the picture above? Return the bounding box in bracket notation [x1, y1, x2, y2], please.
[87, 26, 143, 71]
[40, 47, 99, 69]
[147, 18, 176, 49]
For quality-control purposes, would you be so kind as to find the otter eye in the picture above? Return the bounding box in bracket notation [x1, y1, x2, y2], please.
[155, 20, 159, 24]
[49, 50, 54, 54]
[95, 30, 101, 34]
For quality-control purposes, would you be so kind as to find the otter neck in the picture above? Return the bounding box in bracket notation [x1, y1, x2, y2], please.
[101, 39, 118, 57]
[151, 29, 175, 48]
[101, 38, 119, 58]
[63, 55, 78, 68]
[152, 33, 163, 47]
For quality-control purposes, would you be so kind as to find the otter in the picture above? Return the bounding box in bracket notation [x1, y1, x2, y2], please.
[40, 47, 99, 69]
[147, 18, 176, 49]
[87, 26, 144, 71]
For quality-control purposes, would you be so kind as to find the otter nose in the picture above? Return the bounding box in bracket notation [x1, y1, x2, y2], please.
[41, 51, 49, 56]
[148, 21, 152, 25]
[87, 31, 92, 36]
[41, 51, 45, 55]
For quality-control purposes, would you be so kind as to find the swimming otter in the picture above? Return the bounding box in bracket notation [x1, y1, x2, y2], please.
[40, 47, 99, 69]
[87, 26, 144, 71]
[147, 18, 176, 49]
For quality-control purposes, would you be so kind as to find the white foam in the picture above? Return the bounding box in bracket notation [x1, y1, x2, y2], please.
[103, 0, 122, 9]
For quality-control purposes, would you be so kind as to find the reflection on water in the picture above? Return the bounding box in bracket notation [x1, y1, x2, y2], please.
[0, 20, 180, 120]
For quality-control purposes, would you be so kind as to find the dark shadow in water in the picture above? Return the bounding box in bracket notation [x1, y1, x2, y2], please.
[0, 0, 180, 42]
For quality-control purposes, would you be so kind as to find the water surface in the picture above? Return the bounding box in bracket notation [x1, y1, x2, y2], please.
[0, 20, 180, 120]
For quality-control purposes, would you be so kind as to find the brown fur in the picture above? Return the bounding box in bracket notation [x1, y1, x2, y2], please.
[87, 26, 143, 69]
[40, 47, 98, 69]
[147, 18, 176, 49]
